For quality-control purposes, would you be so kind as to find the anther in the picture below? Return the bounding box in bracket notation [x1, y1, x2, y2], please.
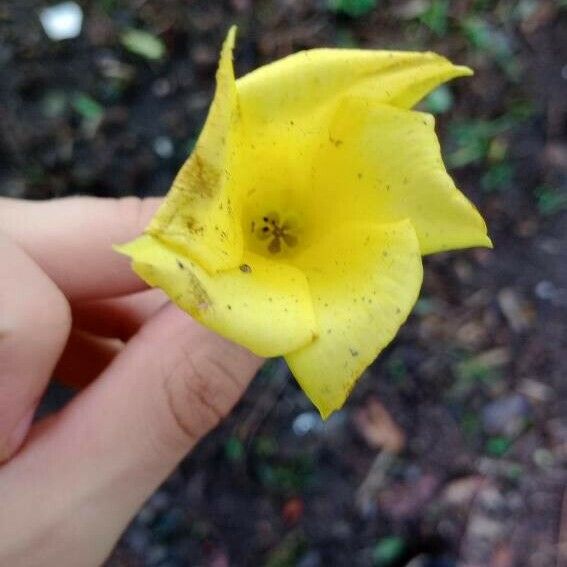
[253, 211, 299, 254]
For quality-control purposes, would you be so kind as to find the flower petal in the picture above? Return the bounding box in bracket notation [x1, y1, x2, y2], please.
[285, 220, 423, 418]
[309, 99, 491, 254]
[237, 117, 320, 253]
[146, 26, 243, 273]
[237, 48, 471, 125]
[116, 234, 318, 357]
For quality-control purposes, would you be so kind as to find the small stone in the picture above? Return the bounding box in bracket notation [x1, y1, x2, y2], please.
[292, 411, 321, 436]
[39, 2, 83, 41]
[153, 136, 174, 159]
[473, 348, 511, 368]
[96, 55, 135, 82]
[535, 280, 556, 300]
[518, 378, 553, 403]
[533, 448, 555, 468]
[442, 475, 485, 507]
[497, 288, 534, 332]
[482, 394, 531, 436]
[478, 485, 507, 512]
[152, 78, 172, 98]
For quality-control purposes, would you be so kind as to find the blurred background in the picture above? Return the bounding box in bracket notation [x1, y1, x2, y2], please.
[1, 1, 566, 565]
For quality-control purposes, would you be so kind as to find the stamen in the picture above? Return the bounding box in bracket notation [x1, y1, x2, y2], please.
[252, 211, 300, 255]
[268, 237, 281, 254]
[256, 225, 271, 240]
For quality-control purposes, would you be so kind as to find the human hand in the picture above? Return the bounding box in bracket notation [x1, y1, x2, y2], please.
[0, 197, 263, 566]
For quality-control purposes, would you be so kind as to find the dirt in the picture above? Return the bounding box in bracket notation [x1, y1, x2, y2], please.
[1, 1, 567, 566]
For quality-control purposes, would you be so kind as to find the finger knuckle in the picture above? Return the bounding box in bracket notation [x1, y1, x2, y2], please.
[163, 350, 241, 446]
[20, 274, 71, 352]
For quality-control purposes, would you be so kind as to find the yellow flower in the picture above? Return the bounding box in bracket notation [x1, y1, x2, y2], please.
[117, 27, 491, 418]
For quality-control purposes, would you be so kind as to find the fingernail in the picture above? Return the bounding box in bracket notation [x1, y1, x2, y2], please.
[0, 410, 34, 463]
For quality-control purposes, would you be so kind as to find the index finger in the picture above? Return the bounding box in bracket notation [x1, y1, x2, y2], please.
[0, 196, 160, 301]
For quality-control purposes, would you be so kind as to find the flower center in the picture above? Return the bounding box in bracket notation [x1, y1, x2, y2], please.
[250, 211, 299, 255]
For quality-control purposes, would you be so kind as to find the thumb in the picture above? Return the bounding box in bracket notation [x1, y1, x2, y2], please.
[0, 304, 262, 566]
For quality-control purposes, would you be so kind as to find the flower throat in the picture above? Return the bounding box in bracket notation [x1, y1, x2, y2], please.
[251, 211, 299, 255]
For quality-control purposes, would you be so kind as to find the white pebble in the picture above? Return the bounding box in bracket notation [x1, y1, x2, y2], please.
[153, 136, 174, 159]
[292, 411, 321, 436]
[39, 2, 83, 41]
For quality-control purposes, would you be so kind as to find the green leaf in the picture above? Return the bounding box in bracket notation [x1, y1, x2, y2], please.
[461, 17, 521, 81]
[447, 112, 529, 168]
[386, 355, 408, 383]
[327, 0, 377, 18]
[535, 185, 567, 216]
[120, 28, 166, 61]
[372, 536, 406, 566]
[422, 84, 453, 114]
[449, 355, 501, 399]
[504, 462, 523, 481]
[71, 93, 103, 120]
[98, 0, 117, 14]
[486, 436, 512, 457]
[461, 411, 481, 439]
[481, 162, 514, 193]
[224, 436, 244, 462]
[419, 0, 450, 36]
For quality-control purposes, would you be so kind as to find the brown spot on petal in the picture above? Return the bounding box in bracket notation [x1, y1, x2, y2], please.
[187, 272, 211, 310]
[175, 151, 221, 199]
